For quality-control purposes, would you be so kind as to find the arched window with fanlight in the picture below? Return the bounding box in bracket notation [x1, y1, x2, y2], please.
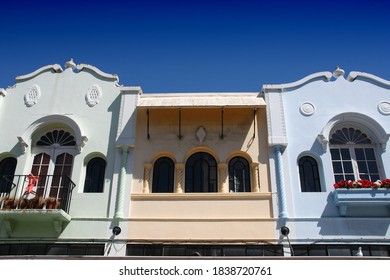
[185, 152, 217, 193]
[228, 156, 251, 192]
[0, 157, 17, 193]
[330, 127, 381, 182]
[152, 157, 174, 193]
[298, 156, 321, 192]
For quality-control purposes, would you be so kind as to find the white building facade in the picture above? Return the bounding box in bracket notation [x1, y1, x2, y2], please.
[0, 60, 138, 256]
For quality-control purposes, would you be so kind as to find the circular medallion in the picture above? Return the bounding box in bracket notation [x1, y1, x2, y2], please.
[299, 102, 315, 116]
[378, 101, 390, 115]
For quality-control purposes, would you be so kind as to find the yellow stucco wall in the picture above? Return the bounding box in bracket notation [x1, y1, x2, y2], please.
[128, 106, 275, 242]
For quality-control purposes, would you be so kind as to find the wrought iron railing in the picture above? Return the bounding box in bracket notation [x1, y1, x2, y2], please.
[0, 175, 75, 213]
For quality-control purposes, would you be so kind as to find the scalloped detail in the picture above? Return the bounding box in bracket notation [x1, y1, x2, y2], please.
[24, 84, 41, 107]
[85, 84, 102, 107]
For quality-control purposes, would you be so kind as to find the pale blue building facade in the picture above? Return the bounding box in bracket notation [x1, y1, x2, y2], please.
[264, 67, 390, 256]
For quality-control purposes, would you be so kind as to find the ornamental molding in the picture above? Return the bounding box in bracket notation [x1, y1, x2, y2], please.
[77, 64, 119, 83]
[318, 112, 390, 152]
[16, 65, 63, 82]
[262, 71, 332, 93]
[24, 84, 41, 107]
[299, 102, 315, 116]
[85, 84, 102, 107]
[378, 101, 390, 115]
[196, 126, 207, 143]
[347, 71, 390, 88]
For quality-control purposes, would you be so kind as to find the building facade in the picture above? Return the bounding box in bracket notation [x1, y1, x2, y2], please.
[126, 92, 279, 256]
[0, 60, 137, 256]
[1, 63, 390, 257]
[264, 67, 390, 257]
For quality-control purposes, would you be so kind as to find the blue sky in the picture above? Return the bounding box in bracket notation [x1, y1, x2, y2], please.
[1, 0, 389, 93]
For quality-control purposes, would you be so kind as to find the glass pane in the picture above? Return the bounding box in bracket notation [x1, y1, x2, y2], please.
[332, 162, 342, 173]
[368, 162, 379, 173]
[345, 174, 355, 181]
[163, 246, 185, 256]
[328, 246, 351, 256]
[343, 161, 353, 173]
[365, 148, 376, 160]
[334, 175, 344, 182]
[308, 245, 327, 256]
[330, 149, 340, 160]
[371, 174, 380, 181]
[370, 246, 389, 256]
[223, 247, 246, 256]
[340, 149, 351, 160]
[355, 148, 365, 160]
[357, 161, 368, 173]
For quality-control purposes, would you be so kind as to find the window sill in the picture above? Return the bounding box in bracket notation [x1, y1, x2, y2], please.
[131, 192, 272, 201]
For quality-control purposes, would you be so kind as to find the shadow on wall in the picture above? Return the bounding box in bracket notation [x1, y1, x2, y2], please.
[317, 192, 390, 236]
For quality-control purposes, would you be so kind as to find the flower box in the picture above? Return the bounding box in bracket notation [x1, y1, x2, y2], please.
[333, 188, 390, 216]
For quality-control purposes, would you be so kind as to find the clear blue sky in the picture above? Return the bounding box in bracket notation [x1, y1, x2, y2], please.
[1, 0, 389, 93]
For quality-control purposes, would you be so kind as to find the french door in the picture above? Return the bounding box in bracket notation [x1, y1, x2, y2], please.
[30, 148, 74, 201]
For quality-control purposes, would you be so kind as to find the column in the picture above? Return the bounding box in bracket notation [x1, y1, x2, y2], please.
[218, 163, 228, 193]
[250, 162, 260, 192]
[175, 163, 184, 193]
[274, 145, 288, 219]
[143, 163, 152, 193]
[114, 146, 129, 221]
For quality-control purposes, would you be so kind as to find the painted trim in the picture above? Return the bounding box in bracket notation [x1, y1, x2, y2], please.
[347, 71, 390, 88]
[262, 71, 332, 93]
[318, 112, 390, 152]
[76, 64, 119, 82]
[16, 64, 63, 81]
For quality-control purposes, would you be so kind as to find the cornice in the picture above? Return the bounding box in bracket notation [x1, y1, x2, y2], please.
[262, 71, 332, 93]
[15, 64, 63, 81]
[76, 63, 119, 82]
[347, 71, 390, 88]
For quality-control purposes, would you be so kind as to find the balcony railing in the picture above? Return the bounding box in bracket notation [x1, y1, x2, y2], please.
[0, 175, 75, 213]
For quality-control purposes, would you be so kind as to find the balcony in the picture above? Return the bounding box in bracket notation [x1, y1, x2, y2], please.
[0, 175, 75, 236]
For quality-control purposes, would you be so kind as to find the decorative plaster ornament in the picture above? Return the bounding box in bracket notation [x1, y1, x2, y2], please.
[299, 102, 315, 116]
[85, 84, 102, 107]
[196, 126, 207, 142]
[378, 101, 390, 115]
[24, 84, 41, 107]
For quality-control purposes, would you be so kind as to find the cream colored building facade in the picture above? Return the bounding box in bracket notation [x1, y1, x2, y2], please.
[124, 92, 280, 256]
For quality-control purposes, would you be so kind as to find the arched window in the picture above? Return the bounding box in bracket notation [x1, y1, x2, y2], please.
[185, 152, 217, 192]
[0, 157, 17, 193]
[330, 127, 380, 182]
[298, 156, 321, 192]
[84, 157, 106, 193]
[228, 156, 251, 192]
[152, 157, 174, 193]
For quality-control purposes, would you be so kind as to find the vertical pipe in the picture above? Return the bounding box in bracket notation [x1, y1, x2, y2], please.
[147, 109, 150, 140]
[178, 108, 182, 139]
[114, 146, 129, 221]
[220, 108, 224, 139]
[274, 145, 288, 220]
[253, 108, 257, 139]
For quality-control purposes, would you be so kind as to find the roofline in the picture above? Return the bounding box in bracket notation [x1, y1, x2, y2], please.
[347, 71, 390, 87]
[76, 64, 119, 82]
[16, 64, 63, 81]
[262, 71, 332, 92]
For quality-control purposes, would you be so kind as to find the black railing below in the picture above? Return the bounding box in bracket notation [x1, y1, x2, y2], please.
[0, 175, 75, 213]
